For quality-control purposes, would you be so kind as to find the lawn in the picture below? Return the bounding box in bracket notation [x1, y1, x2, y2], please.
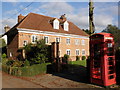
[68, 60, 86, 67]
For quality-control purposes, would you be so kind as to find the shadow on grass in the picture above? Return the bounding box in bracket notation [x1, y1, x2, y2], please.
[47, 64, 90, 84]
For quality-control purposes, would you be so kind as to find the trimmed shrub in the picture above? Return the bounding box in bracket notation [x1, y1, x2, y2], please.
[24, 59, 30, 66]
[2, 53, 7, 59]
[2, 63, 50, 76]
[76, 56, 80, 61]
[62, 54, 69, 64]
[82, 56, 86, 60]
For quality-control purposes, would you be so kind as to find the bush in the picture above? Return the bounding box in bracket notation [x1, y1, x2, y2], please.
[6, 60, 15, 66]
[76, 56, 80, 61]
[12, 60, 23, 67]
[62, 54, 69, 64]
[82, 56, 86, 60]
[24, 39, 50, 64]
[2, 63, 51, 76]
[24, 59, 30, 66]
[2, 53, 7, 59]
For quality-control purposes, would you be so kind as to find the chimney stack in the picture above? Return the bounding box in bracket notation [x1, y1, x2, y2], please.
[18, 14, 24, 23]
[60, 14, 67, 21]
[4, 25, 10, 32]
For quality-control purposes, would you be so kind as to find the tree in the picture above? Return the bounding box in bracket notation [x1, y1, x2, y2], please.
[102, 24, 120, 49]
[82, 29, 91, 35]
[24, 39, 51, 65]
[0, 39, 7, 54]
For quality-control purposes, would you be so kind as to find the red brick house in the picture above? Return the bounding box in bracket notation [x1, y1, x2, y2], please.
[4, 13, 89, 61]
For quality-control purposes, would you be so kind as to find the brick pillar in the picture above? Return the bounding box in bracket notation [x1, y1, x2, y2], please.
[51, 42, 56, 60]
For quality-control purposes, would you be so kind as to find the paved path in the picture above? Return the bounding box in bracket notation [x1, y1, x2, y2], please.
[2, 71, 103, 88]
[2, 71, 44, 88]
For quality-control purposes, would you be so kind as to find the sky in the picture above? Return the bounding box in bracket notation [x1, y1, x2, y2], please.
[1, 0, 119, 34]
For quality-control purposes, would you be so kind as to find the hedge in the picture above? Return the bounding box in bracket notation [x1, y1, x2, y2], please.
[2, 63, 50, 76]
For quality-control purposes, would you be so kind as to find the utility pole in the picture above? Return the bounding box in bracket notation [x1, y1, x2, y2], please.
[89, 0, 95, 35]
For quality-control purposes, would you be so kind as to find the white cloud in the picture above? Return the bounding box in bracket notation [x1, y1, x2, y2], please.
[2, 0, 120, 2]
[94, 14, 113, 32]
[4, 9, 18, 15]
[3, 0, 18, 2]
[1, 2, 118, 34]
[38, 2, 74, 17]
[1, 18, 17, 34]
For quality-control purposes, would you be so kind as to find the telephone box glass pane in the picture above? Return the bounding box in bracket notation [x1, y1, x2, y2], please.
[107, 43, 114, 56]
[92, 44, 101, 79]
[108, 43, 112, 47]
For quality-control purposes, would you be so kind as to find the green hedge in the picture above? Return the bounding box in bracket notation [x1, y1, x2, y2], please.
[2, 63, 50, 76]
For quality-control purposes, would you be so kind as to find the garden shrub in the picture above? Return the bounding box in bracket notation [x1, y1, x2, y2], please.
[62, 54, 69, 64]
[2, 53, 7, 59]
[6, 60, 14, 66]
[76, 56, 80, 61]
[2, 63, 50, 76]
[12, 60, 23, 67]
[24, 39, 50, 65]
[82, 56, 86, 60]
[24, 59, 30, 66]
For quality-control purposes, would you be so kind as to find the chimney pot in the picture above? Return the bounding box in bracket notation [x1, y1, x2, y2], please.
[60, 14, 67, 21]
[4, 25, 10, 32]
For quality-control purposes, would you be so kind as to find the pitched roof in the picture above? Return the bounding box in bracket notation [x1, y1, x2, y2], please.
[16, 13, 89, 37]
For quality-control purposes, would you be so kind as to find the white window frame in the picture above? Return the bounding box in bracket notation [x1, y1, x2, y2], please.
[44, 36, 49, 44]
[82, 49, 86, 55]
[23, 40, 28, 46]
[66, 49, 70, 55]
[64, 21, 69, 31]
[53, 19, 59, 29]
[76, 49, 80, 56]
[81, 39, 85, 45]
[75, 39, 80, 45]
[31, 35, 38, 43]
[56, 37, 60, 43]
[66, 38, 70, 45]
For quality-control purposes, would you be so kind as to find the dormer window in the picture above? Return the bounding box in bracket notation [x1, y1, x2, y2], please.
[53, 19, 59, 29]
[64, 21, 69, 31]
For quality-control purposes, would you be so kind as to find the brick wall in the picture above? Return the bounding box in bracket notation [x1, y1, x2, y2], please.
[7, 33, 19, 60]
[18, 32, 89, 61]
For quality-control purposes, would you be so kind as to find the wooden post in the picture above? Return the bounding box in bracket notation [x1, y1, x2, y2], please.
[89, 0, 95, 35]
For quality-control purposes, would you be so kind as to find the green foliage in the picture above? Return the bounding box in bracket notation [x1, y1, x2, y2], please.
[0, 39, 6, 48]
[24, 59, 30, 66]
[64, 54, 69, 60]
[68, 60, 86, 67]
[82, 56, 86, 60]
[12, 60, 23, 67]
[0, 39, 7, 54]
[82, 29, 91, 35]
[102, 24, 120, 49]
[2, 53, 7, 59]
[76, 56, 80, 61]
[2, 63, 50, 76]
[6, 60, 15, 66]
[62, 54, 69, 64]
[2, 58, 8, 65]
[24, 39, 50, 65]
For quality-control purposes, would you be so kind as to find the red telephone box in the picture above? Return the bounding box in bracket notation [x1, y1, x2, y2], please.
[90, 33, 116, 86]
